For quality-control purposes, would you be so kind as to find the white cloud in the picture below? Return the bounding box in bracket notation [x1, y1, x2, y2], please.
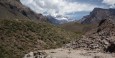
[20, 0, 98, 17]
[102, 0, 115, 8]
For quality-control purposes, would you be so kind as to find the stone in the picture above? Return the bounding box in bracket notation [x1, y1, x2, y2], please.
[24, 51, 48, 58]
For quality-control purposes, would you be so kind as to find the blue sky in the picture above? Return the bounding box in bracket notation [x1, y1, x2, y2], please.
[20, 0, 115, 20]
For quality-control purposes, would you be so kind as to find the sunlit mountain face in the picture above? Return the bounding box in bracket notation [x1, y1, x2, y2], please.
[20, 0, 115, 21]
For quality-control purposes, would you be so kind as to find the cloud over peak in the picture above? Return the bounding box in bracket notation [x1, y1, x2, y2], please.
[20, 0, 97, 17]
[20, 0, 115, 19]
[102, 0, 115, 8]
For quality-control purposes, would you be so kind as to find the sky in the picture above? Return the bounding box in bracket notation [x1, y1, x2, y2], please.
[20, 0, 115, 20]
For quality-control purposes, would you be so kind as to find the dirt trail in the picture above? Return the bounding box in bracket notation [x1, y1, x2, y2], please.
[43, 48, 115, 58]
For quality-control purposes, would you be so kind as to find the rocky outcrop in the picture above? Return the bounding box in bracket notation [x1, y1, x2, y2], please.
[81, 8, 115, 24]
[69, 19, 115, 53]
[0, 0, 47, 22]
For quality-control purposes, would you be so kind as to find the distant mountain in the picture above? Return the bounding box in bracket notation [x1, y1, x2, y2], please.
[0, 0, 47, 22]
[47, 15, 60, 25]
[47, 15, 74, 25]
[81, 8, 115, 24]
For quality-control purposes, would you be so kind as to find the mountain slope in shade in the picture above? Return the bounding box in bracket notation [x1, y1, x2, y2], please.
[0, 0, 47, 22]
[81, 8, 115, 24]
[47, 15, 60, 25]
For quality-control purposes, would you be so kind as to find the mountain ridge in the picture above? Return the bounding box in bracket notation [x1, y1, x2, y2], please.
[81, 8, 115, 24]
[0, 0, 47, 22]
[47, 15, 74, 25]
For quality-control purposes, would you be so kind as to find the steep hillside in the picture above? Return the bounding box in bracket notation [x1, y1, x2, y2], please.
[0, 19, 77, 58]
[81, 8, 115, 24]
[0, 0, 47, 22]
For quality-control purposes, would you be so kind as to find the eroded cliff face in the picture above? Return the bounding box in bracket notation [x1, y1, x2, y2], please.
[0, 0, 47, 22]
[81, 8, 115, 24]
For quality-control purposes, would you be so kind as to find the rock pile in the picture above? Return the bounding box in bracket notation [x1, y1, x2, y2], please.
[24, 51, 48, 58]
[69, 19, 115, 53]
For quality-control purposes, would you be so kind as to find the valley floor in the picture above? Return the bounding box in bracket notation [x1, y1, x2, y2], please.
[43, 48, 115, 58]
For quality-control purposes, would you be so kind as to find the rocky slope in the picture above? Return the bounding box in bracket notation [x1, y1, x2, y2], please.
[81, 8, 115, 24]
[69, 18, 115, 53]
[0, 0, 47, 22]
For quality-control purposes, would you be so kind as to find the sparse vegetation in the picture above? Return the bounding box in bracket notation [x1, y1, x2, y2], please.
[0, 19, 78, 58]
[60, 22, 96, 35]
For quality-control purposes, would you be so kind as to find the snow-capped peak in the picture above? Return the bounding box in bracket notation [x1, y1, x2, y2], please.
[47, 15, 75, 25]
[54, 15, 70, 21]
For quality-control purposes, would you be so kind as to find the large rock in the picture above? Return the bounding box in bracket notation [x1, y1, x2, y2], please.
[24, 51, 48, 58]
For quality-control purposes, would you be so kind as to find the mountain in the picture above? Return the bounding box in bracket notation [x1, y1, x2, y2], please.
[64, 8, 115, 53]
[62, 8, 115, 33]
[47, 15, 60, 25]
[81, 8, 115, 24]
[0, 0, 78, 58]
[70, 18, 115, 53]
[0, 0, 47, 22]
[47, 15, 74, 25]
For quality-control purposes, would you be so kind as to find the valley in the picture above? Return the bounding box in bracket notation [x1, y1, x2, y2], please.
[0, 0, 115, 58]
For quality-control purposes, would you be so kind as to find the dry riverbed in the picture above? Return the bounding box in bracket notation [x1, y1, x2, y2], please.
[44, 48, 115, 58]
[24, 48, 115, 58]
